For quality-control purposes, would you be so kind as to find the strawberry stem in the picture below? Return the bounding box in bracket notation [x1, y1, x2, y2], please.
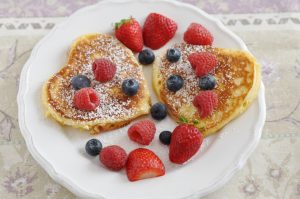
[179, 115, 188, 123]
[114, 17, 133, 30]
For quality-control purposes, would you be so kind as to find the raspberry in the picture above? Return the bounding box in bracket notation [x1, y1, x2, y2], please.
[193, 91, 218, 118]
[73, 88, 100, 111]
[92, 58, 116, 82]
[188, 52, 217, 77]
[100, 145, 127, 171]
[184, 23, 214, 45]
[128, 120, 156, 145]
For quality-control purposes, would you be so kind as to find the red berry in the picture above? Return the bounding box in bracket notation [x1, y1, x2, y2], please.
[143, 13, 177, 50]
[128, 120, 156, 145]
[184, 23, 214, 45]
[115, 17, 143, 52]
[169, 124, 203, 164]
[188, 52, 217, 77]
[193, 91, 218, 118]
[92, 58, 116, 82]
[100, 145, 127, 171]
[126, 148, 165, 181]
[73, 88, 100, 111]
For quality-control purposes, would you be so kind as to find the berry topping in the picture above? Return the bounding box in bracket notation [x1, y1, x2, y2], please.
[100, 145, 127, 171]
[166, 48, 181, 63]
[122, 79, 139, 96]
[151, 102, 167, 120]
[126, 148, 165, 181]
[85, 139, 102, 156]
[92, 58, 116, 83]
[138, 49, 155, 65]
[73, 88, 100, 111]
[193, 91, 218, 118]
[115, 17, 143, 52]
[188, 52, 217, 77]
[184, 23, 214, 45]
[71, 74, 91, 90]
[167, 75, 184, 92]
[159, 131, 172, 145]
[143, 13, 178, 50]
[199, 74, 216, 90]
[169, 124, 203, 164]
[128, 120, 156, 145]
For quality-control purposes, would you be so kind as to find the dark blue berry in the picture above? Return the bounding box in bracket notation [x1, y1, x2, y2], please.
[151, 102, 167, 120]
[85, 139, 102, 156]
[167, 75, 184, 92]
[138, 49, 155, 65]
[122, 79, 139, 96]
[159, 131, 172, 145]
[71, 75, 91, 90]
[199, 74, 216, 90]
[166, 48, 181, 63]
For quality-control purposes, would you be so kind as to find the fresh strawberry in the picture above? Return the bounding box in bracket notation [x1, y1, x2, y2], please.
[127, 120, 156, 145]
[193, 91, 218, 118]
[188, 52, 217, 77]
[115, 17, 143, 52]
[126, 148, 165, 181]
[73, 88, 100, 111]
[169, 124, 203, 164]
[184, 23, 214, 45]
[100, 145, 127, 171]
[92, 58, 116, 82]
[143, 13, 177, 50]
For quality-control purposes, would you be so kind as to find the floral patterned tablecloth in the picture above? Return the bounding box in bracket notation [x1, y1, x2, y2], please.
[0, 1, 300, 199]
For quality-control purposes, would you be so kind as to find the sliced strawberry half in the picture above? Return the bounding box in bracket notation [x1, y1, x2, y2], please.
[126, 148, 165, 182]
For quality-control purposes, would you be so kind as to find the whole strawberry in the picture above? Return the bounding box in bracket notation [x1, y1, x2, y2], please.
[193, 91, 218, 118]
[184, 23, 214, 45]
[188, 52, 217, 77]
[115, 17, 143, 52]
[169, 124, 203, 164]
[143, 13, 177, 50]
[126, 148, 165, 181]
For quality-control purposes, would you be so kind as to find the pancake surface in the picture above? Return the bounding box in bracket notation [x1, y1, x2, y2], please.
[153, 43, 260, 137]
[42, 34, 151, 133]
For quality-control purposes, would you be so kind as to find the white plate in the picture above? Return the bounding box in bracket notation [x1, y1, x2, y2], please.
[17, 0, 266, 198]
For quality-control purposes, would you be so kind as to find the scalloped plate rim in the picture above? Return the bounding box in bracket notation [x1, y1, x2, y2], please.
[17, 0, 266, 198]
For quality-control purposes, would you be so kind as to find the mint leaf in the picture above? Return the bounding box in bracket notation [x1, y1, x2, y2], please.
[199, 127, 206, 132]
[193, 119, 200, 125]
[179, 115, 188, 123]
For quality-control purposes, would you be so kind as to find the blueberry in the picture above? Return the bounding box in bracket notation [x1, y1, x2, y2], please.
[159, 131, 172, 145]
[167, 75, 184, 92]
[122, 79, 139, 96]
[166, 48, 181, 63]
[71, 75, 91, 90]
[138, 49, 155, 65]
[151, 102, 167, 120]
[199, 74, 216, 90]
[85, 139, 102, 156]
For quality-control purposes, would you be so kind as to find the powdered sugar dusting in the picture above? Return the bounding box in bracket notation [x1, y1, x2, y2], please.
[158, 43, 252, 121]
[160, 44, 212, 109]
[48, 34, 146, 121]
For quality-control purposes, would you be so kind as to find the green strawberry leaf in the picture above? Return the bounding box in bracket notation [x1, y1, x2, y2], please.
[179, 115, 188, 123]
[193, 119, 200, 125]
[114, 18, 132, 29]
